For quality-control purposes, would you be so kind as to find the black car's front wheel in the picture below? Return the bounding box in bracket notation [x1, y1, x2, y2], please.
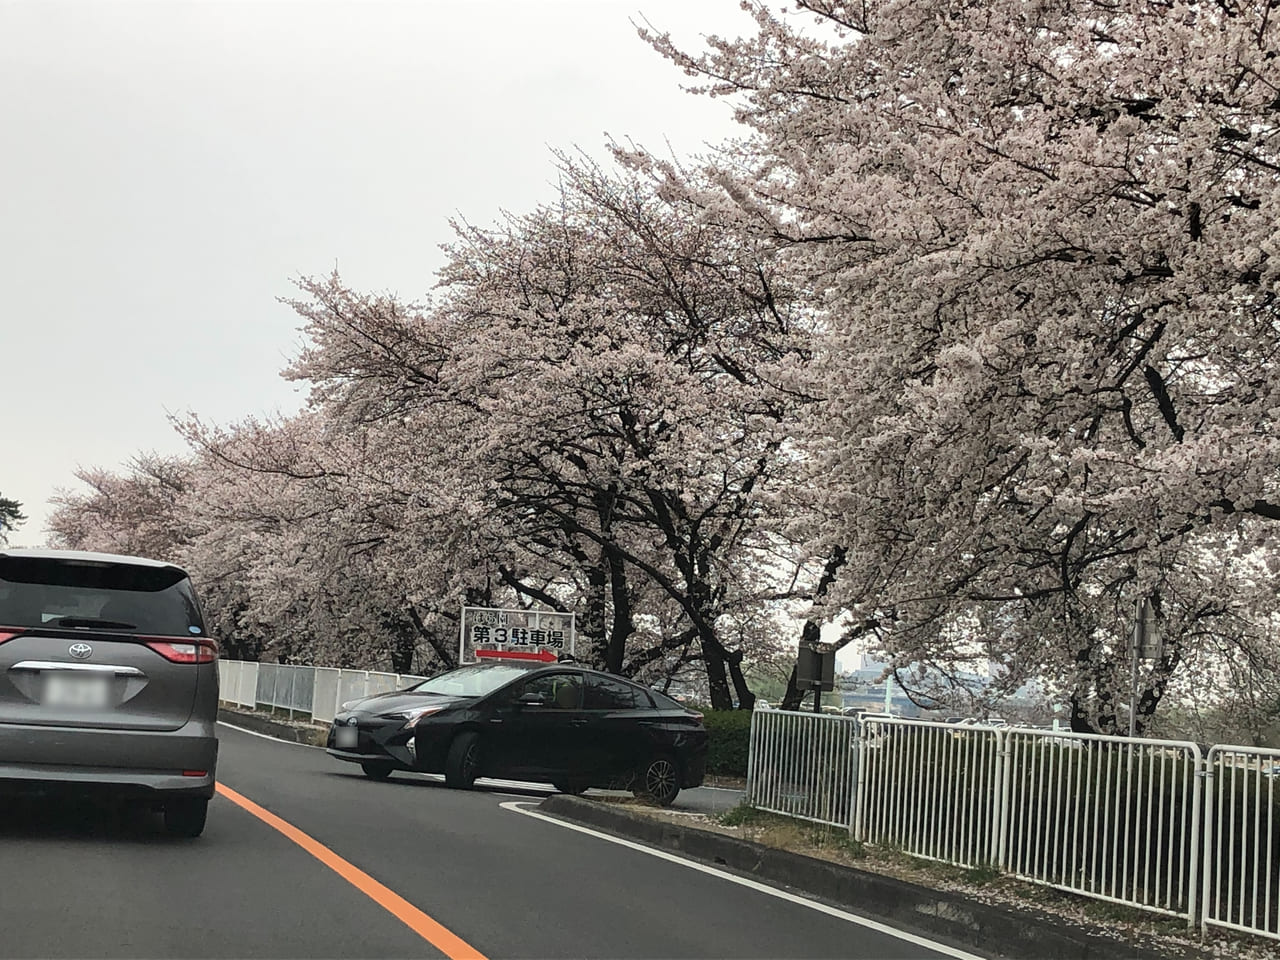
[633, 754, 680, 807]
[552, 778, 589, 795]
[445, 731, 480, 789]
[360, 760, 395, 780]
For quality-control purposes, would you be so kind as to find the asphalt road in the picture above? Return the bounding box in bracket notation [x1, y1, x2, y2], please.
[0, 725, 985, 960]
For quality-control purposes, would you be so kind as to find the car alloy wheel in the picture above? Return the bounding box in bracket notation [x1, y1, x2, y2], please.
[634, 755, 679, 807]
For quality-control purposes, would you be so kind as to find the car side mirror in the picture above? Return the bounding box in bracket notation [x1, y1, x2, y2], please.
[517, 692, 547, 707]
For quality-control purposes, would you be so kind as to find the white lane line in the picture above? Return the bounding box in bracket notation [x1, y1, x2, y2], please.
[499, 801, 987, 960]
[217, 720, 322, 747]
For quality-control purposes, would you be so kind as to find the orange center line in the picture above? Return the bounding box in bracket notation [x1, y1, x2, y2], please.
[215, 783, 488, 960]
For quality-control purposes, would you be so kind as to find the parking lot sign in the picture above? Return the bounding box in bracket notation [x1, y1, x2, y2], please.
[459, 606, 576, 664]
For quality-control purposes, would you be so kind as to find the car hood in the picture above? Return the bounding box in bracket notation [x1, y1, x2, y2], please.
[343, 690, 469, 715]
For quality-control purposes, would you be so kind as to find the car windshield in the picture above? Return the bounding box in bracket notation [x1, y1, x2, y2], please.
[411, 663, 533, 698]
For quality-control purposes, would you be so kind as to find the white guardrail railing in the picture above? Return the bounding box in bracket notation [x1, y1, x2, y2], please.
[746, 708, 1279, 943]
[746, 709, 858, 827]
[218, 659, 426, 724]
[1202, 745, 1280, 941]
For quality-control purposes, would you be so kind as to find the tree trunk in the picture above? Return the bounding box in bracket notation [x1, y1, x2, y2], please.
[699, 624, 734, 710]
[386, 619, 416, 674]
[1131, 644, 1181, 737]
[780, 664, 806, 710]
[1069, 633, 1123, 736]
[581, 552, 610, 670]
[604, 543, 633, 675]
[405, 604, 456, 670]
[1068, 695, 1099, 735]
[727, 649, 755, 710]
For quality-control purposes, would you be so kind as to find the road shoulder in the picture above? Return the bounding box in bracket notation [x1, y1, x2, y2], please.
[218, 706, 326, 744]
[535, 794, 1192, 960]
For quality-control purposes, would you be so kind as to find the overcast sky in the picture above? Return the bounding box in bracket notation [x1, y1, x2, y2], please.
[1, 0, 752, 545]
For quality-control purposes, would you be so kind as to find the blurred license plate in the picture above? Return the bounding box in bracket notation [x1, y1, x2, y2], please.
[335, 726, 358, 748]
[43, 673, 111, 709]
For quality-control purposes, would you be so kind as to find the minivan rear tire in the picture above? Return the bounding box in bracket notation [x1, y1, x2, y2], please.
[163, 797, 208, 838]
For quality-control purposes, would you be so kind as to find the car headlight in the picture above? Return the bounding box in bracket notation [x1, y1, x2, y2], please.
[382, 704, 448, 730]
[339, 700, 363, 712]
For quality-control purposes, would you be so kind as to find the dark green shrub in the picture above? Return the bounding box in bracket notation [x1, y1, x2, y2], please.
[703, 710, 753, 777]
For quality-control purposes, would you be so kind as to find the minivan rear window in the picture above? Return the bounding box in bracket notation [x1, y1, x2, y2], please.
[0, 556, 205, 637]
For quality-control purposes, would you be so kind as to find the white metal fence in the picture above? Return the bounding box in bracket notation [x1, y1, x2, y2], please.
[998, 727, 1202, 922]
[1202, 745, 1280, 941]
[746, 708, 1276, 942]
[217, 659, 426, 724]
[856, 718, 1005, 869]
[746, 710, 858, 826]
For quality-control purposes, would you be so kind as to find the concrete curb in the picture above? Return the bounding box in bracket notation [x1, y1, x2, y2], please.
[217, 706, 326, 745]
[537, 795, 1188, 960]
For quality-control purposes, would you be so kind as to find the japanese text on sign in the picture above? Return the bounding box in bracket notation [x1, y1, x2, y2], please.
[467, 626, 566, 648]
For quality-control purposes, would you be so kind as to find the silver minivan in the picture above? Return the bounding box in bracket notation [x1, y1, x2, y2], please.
[0, 549, 219, 836]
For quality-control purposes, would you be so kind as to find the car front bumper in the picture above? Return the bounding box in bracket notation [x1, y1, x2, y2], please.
[326, 715, 418, 769]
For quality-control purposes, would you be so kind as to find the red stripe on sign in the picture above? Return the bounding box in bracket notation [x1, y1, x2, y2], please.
[475, 649, 557, 662]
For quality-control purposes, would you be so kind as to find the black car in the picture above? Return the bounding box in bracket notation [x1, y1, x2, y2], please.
[325, 661, 708, 806]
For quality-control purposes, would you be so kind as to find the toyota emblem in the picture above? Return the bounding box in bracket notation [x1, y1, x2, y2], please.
[68, 643, 93, 660]
[346, 717, 359, 726]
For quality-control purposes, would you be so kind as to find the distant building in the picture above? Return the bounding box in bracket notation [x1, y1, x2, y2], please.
[836, 654, 1045, 719]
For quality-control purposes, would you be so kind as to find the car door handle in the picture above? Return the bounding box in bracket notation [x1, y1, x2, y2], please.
[569, 718, 589, 726]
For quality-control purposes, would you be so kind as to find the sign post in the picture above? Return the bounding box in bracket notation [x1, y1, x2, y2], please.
[797, 643, 835, 714]
[459, 606, 576, 665]
[1128, 597, 1160, 738]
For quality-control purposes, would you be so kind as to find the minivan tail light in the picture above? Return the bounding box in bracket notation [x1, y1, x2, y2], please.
[144, 639, 219, 664]
[0, 630, 20, 645]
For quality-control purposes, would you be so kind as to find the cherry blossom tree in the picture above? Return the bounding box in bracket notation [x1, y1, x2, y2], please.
[283, 158, 816, 707]
[47, 455, 194, 561]
[175, 411, 497, 672]
[641, 0, 1280, 730]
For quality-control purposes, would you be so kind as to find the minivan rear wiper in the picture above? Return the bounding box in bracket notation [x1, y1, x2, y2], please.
[48, 617, 137, 630]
